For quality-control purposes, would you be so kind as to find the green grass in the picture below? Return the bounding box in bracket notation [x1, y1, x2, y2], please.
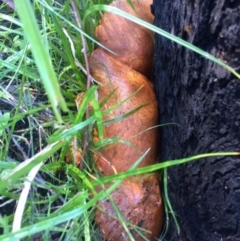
[0, 0, 239, 241]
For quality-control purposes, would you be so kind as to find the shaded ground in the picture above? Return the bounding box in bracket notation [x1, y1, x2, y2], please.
[152, 0, 240, 240]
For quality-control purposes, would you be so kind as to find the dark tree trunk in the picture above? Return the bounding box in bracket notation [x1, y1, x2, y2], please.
[152, 0, 240, 241]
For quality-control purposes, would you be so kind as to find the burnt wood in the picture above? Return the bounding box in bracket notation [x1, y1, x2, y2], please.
[152, 0, 240, 240]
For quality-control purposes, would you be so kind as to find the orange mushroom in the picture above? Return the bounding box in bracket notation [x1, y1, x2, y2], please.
[88, 0, 163, 240]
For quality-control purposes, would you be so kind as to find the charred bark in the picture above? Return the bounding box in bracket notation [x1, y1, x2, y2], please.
[152, 0, 240, 240]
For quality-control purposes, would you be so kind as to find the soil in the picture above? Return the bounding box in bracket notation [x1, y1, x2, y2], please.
[152, 0, 240, 240]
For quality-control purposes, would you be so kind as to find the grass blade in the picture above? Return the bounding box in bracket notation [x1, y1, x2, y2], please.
[13, 0, 68, 122]
[83, 5, 240, 79]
